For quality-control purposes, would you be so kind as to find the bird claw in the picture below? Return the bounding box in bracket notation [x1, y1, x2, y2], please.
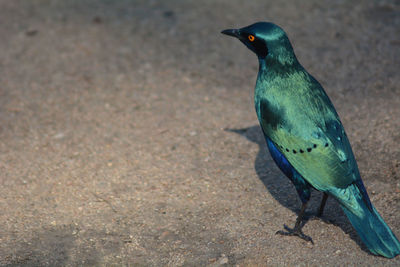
[276, 224, 314, 244]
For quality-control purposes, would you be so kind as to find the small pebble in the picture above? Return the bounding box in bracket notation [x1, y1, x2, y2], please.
[219, 255, 229, 264]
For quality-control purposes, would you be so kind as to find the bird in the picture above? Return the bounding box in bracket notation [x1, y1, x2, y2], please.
[221, 22, 400, 258]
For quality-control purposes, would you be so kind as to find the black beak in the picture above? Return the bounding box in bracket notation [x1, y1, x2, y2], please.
[221, 28, 240, 38]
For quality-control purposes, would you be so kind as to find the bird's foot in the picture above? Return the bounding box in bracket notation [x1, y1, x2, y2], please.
[276, 224, 314, 244]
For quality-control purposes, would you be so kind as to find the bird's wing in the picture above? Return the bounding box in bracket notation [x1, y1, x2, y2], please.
[259, 99, 359, 192]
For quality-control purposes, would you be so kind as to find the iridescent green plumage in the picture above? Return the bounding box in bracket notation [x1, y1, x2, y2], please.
[256, 55, 358, 192]
[222, 22, 400, 258]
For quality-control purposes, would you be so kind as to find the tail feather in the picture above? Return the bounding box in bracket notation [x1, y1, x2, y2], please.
[330, 183, 400, 258]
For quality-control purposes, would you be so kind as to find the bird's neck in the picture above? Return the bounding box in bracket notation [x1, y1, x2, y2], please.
[255, 56, 303, 101]
[257, 55, 301, 78]
[258, 58, 268, 73]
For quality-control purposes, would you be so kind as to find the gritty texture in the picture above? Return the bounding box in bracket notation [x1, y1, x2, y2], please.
[0, 0, 399, 266]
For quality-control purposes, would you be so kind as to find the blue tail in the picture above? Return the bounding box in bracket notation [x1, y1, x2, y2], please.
[330, 183, 400, 258]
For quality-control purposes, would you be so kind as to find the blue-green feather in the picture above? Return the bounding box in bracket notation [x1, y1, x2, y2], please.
[266, 138, 311, 203]
[329, 184, 400, 258]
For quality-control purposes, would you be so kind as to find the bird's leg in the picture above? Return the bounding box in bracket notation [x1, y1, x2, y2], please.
[317, 193, 328, 217]
[276, 202, 314, 244]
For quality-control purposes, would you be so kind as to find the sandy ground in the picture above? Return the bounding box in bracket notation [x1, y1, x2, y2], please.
[0, 0, 400, 266]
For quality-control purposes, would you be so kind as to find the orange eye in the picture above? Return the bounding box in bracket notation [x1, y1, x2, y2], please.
[248, 35, 255, 42]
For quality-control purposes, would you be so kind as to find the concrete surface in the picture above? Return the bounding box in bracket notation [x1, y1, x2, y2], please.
[0, 0, 399, 266]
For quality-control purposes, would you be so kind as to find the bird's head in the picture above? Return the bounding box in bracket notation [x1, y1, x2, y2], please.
[222, 22, 297, 65]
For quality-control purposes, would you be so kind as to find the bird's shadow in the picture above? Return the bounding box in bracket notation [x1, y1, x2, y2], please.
[226, 125, 369, 253]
